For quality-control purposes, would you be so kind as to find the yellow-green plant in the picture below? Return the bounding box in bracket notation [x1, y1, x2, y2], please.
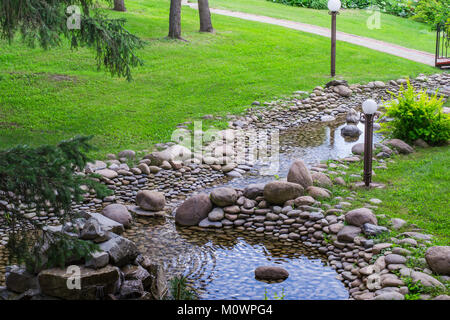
[379, 80, 450, 145]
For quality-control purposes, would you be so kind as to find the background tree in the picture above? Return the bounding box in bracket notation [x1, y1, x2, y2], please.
[168, 0, 183, 39]
[198, 0, 214, 33]
[113, 0, 127, 12]
[0, 0, 143, 80]
[0, 136, 111, 273]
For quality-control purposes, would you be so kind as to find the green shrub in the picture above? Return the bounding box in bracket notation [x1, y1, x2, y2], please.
[413, 0, 450, 28]
[268, 0, 416, 17]
[379, 80, 450, 145]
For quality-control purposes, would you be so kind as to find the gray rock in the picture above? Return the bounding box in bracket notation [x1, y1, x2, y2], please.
[263, 181, 304, 205]
[306, 186, 331, 199]
[208, 207, 225, 222]
[287, 159, 313, 189]
[391, 218, 407, 230]
[38, 265, 119, 300]
[385, 254, 407, 265]
[96, 169, 118, 179]
[120, 280, 144, 299]
[345, 208, 377, 227]
[362, 223, 388, 236]
[199, 218, 222, 228]
[6, 266, 39, 293]
[118, 150, 136, 160]
[351, 143, 365, 155]
[102, 204, 132, 228]
[175, 194, 213, 226]
[337, 226, 361, 243]
[99, 236, 139, 267]
[80, 218, 109, 242]
[210, 187, 238, 207]
[425, 246, 450, 275]
[243, 183, 265, 199]
[311, 172, 332, 188]
[136, 190, 166, 211]
[385, 139, 414, 154]
[85, 251, 109, 269]
[374, 292, 404, 300]
[254, 266, 289, 281]
[341, 125, 362, 138]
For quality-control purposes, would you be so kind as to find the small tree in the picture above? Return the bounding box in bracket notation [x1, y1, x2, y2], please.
[0, 0, 144, 80]
[0, 136, 112, 272]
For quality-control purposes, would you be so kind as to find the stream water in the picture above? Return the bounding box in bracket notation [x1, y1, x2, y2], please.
[123, 118, 383, 300]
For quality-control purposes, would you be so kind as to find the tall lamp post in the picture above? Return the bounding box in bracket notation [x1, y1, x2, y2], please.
[362, 99, 378, 187]
[328, 0, 341, 77]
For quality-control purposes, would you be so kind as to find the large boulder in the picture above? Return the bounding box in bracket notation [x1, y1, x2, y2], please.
[306, 186, 331, 199]
[341, 125, 362, 138]
[175, 194, 213, 226]
[118, 150, 136, 160]
[254, 266, 289, 281]
[311, 172, 332, 187]
[79, 218, 109, 243]
[337, 225, 361, 243]
[346, 109, 360, 124]
[136, 190, 165, 211]
[38, 265, 120, 300]
[385, 139, 414, 154]
[345, 208, 377, 227]
[102, 204, 132, 228]
[243, 183, 265, 199]
[96, 169, 118, 180]
[351, 143, 365, 155]
[210, 187, 237, 207]
[287, 160, 313, 189]
[5, 266, 39, 293]
[81, 211, 124, 235]
[263, 181, 304, 205]
[425, 246, 450, 276]
[99, 236, 139, 267]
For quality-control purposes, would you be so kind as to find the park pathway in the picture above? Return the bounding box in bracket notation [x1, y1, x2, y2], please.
[182, 1, 435, 66]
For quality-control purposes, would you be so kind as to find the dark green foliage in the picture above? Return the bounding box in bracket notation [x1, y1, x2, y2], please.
[169, 276, 198, 300]
[0, 0, 144, 80]
[380, 80, 450, 145]
[0, 136, 112, 272]
[267, 0, 416, 18]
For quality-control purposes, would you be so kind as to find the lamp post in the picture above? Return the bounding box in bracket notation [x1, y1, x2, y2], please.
[362, 99, 378, 187]
[328, 0, 341, 77]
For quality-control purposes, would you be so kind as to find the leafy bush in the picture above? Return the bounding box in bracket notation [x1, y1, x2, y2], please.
[268, 0, 416, 17]
[379, 80, 450, 145]
[413, 0, 450, 28]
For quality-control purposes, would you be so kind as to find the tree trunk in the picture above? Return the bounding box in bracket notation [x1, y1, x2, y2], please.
[168, 0, 182, 39]
[198, 0, 214, 33]
[113, 0, 126, 12]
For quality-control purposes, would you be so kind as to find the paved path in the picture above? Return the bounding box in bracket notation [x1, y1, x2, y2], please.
[182, 1, 435, 66]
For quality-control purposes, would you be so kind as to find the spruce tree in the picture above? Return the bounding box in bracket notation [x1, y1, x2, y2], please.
[0, 0, 144, 80]
[0, 136, 112, 272]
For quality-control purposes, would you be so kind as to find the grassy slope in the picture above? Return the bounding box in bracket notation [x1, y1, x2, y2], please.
[208, 0, 437, 53]
[326, 146, 450, 245]
[0, 0, 439, 157]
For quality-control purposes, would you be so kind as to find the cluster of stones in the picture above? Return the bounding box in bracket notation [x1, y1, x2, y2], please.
[173, 156, 450, 300]
[0, 210, 168, 300]
[222, 74, 449, 132]
[0, 72, 448, 298]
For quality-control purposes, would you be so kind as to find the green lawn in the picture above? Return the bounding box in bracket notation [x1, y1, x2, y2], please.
[326, 146, 450, 245]
[0, 0, 439, 157]
[207, 0, 437, 53]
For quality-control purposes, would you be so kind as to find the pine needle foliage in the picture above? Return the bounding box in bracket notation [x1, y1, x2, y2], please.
[0, 136, 112, 272]
[0, 0, 144, 80]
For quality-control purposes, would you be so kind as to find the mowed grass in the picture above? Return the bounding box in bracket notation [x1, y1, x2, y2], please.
[326, 146, 450, 245]
[0, 0, 439, 157]
[208, 0, 437, 53]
